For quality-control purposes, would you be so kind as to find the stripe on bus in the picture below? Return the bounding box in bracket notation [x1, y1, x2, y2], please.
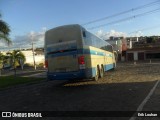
[47, 49, 113, 58]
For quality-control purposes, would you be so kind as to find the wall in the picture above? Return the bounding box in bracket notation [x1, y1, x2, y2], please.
[21, 50, 44, 65]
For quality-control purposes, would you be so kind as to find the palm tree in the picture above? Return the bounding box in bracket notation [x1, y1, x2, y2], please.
[17, 51, 26, 70]
[0, 52, 9, 75]
[0, 13, 11, 45]
[6, 50, 26, 76]
[0, 13, 12, 75]
[0, 52, 5, 75]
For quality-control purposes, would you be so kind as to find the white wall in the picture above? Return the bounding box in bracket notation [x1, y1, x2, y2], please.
[21, 51, 44, 65]
[0, 50, 45, 65]
[25, 55, 44, 65]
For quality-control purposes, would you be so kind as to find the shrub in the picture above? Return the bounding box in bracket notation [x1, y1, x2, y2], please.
[37, 63, 44, 67]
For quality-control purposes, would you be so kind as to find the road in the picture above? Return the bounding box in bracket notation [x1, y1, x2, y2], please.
[0, 63, 160, 120]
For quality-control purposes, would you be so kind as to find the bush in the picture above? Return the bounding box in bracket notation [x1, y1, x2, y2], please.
[24, 63, 33, 67]
[37, 63, 44, 67]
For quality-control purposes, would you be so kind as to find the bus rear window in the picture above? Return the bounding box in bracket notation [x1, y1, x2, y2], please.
[46, 40, 77, 53]
[45, 25, 81, 45]
[83, 31, 86, 37]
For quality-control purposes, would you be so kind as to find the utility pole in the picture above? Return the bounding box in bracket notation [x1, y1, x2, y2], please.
[31, 33, 36, 70]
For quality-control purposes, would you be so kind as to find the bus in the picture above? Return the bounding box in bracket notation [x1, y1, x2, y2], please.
[44, 24, 116, 81]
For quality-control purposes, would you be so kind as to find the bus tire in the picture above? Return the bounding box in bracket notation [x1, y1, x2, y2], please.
[99, 65, 104, 78]
[113, 62, 116, 70]
[93, 66, 99, 81]
[111, 63, 116, 71]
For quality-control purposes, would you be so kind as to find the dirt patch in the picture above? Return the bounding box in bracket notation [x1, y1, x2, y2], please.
[64, 62, 160, 86]
[0, 62, 158, 119]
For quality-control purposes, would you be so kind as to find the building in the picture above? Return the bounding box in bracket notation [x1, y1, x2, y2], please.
[106, 36, 160, 61]
[0, 49, 44, 65]
[126, 47, 160, 61]
[106, 37, 127, 61]
[126, 36, 160, 61]
[21, 50, 44, 65]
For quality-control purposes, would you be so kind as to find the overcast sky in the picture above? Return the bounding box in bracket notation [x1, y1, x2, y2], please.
[0, 0, 160, 50]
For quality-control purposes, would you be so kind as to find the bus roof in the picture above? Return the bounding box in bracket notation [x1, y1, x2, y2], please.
[46, 24, 112, 47]
[46, 24, 81, 33]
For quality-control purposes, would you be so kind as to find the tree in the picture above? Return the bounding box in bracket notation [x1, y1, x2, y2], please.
[152, 36, 157, 43]
[17, 51, 26, 70]
[0, 52, 9, 67]
[0, 13, 12, 75]
[0, 52, 9, 75]
[146, 37, 152, 43]
[6, 50, 26, 76]
[0, 52, 5, 75]
[0, 13, 12, 45]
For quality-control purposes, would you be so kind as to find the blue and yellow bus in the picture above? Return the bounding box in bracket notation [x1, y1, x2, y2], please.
[44, 24, 116, 81]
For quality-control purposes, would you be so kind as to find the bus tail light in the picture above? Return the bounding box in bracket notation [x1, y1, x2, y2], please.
[45, 60, 48, 68]
[78, 56, 85, 69]
[78, 56, 85, 65]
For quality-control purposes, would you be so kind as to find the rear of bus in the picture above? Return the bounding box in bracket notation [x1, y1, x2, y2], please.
[45, 24, 86, 80]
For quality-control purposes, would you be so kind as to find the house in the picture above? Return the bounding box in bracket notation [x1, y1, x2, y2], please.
[21, 50, 44, 65]
[0, 49, 45, 65]
[106, 36, 160, 61]
[106, 37, 127, 61]
[126, 36, 160, 61]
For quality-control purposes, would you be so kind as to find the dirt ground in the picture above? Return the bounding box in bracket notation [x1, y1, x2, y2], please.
[64, 61, 160, 86]
[0, 61, 160, 120]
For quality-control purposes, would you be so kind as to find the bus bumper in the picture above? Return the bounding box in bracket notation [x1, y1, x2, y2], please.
[47, 70, 86, 80]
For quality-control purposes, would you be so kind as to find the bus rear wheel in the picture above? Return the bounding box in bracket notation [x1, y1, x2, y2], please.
[93, 66, 99, 81]
[112, 62, 116, 70]
[99, 65, 104, 78]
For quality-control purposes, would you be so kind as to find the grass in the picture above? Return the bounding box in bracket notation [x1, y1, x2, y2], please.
[0, 76, 44, 89]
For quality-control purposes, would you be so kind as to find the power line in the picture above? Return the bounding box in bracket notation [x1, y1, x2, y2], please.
[82, 0, 160, 26]
[98, 24, 160, 39]
[128, 24, 160, 34]
[87, 7, 160, 30]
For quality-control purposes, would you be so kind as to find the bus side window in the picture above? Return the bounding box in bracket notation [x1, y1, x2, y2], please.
[105, 45, 108, 51]
[109, 46, 112, 52]
[111, 46, 114, 52]
[83, 31, 86, 37]
[106, 45, 113, 52]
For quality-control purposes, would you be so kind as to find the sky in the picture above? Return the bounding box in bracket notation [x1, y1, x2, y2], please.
[0, 0, 160, 50]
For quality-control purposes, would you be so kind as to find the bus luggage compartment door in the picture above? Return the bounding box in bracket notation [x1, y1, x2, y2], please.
[48, 51, 78, 73]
